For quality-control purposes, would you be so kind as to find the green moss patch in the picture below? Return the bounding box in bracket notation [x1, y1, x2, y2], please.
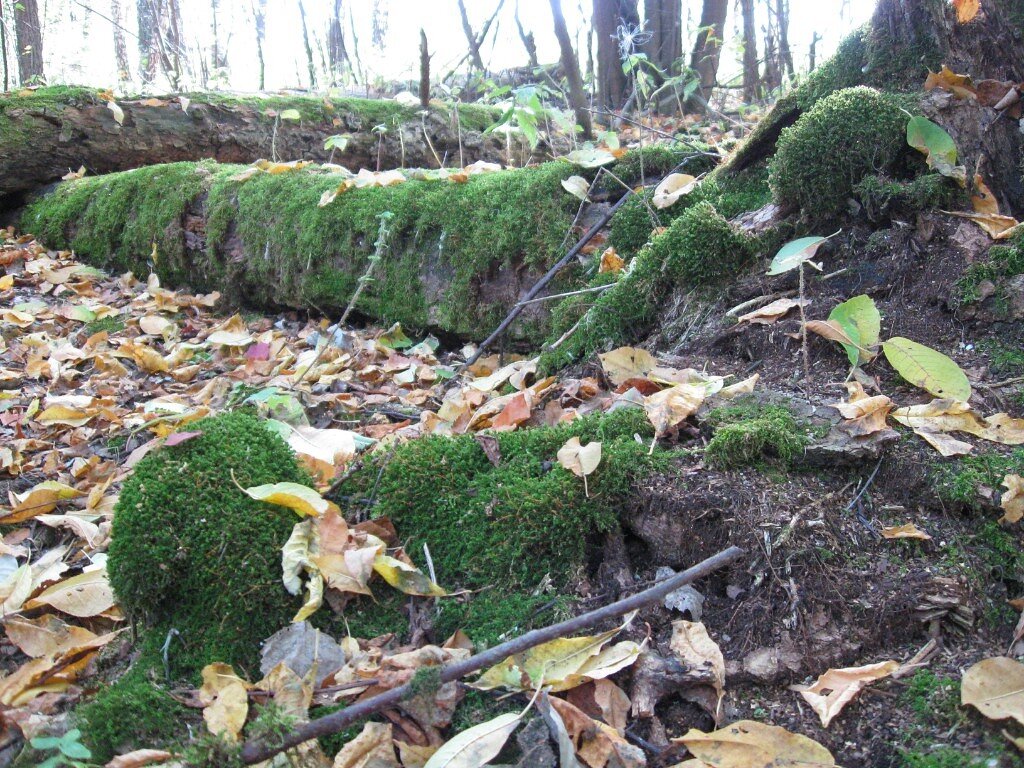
[854, 173, 963, 221]
[108, 411, 310, 676]
[704, 400, 810, 469]
[331, 409, 669, 646]
[957, 231, 1024, 305]
[769, 87, 920, 218]
[933, 448, 1024, 510]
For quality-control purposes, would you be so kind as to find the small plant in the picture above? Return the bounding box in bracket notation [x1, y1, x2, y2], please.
[31, 729, 94, 768]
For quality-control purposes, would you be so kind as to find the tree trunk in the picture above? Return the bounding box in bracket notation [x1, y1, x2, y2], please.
[137, 0, 159, 83]
[419, 29, 430, 109]
[327, 0, 349, 86]
[0, 90, 510, 210]
[688, 0, 728, 111]
[457, 0, 486, 71]
[641, 0, 682, 78]
[14, 0, 44, 84]
[1, 0, 11, 92]
[740, 0, 759, 102]
[549, 0, 593, 138]
[110, 0, 131, 84]
[298, 0, 317, 89]
[514, 1, 540, 69]
[252, 0, 267, 90]
[774, 0, 795, 83]
[592, 0, 638, 111]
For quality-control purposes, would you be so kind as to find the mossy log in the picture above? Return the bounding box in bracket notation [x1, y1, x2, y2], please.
[22, 159, 587, 341]
[0, 86, 505, 210]
[724, 0, 1024, 214]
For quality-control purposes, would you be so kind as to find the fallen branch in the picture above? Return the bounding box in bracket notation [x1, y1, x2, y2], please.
[239, 545, 744, 763]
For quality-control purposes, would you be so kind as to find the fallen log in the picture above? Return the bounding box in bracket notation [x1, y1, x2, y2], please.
[21, 159, 589, 342]
[0, 86, 507, 210]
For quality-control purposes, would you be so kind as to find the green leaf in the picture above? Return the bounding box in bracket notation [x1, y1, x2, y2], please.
[906, 116, 965, 181]
[767, 236, 828, 276]
[882, 337, 972, 400]
[30, 736, 61, 750]
[564, 147, 617, 168]
[279, 109, 301, 121]
[828, 295, 881, 365]
[59, 741, 91, 760]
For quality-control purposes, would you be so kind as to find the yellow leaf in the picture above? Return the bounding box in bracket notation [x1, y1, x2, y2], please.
[924, 65, 977, 99]
[373, 554, 445, 597]
[972, 174, 1000, 215]
[881, 523, 932, 540]
[737, 298, 801, 325]
[670, 621, 725, 720]
[832, 383, 893, 437]
[953, 0, 980, 23]
[199, 663, 250, 741]
[332, 722, 401, 768]
[1000, 475, 1024, 524]
[244, 482, 331, 517]
[24, 567, 116, 618]
[104, 749, 174, 767]
[678, 720, 835, 768]
[652, 173, 697, 209]
[599, 346, 657, 386]
[882, 338, 971, 400]
[790, 661, 898, 727]
[962, 657, 1024, 726]
[942, 210, 1023, 239]
[556, 437, 602, 496]
[0, 275, 12, 291]
[643, 384, 705, 439]
[5, 481, 83, 522]
[424, 712, 522, 768]
[892, 399, 1024, 445]
[599, 247, 625, 274]
[36, 405, 94, 427]
[2, 614, 98, 658]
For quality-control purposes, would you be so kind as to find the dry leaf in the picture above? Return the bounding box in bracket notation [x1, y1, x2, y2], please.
[24, 567, 116, 618]
[678, 720, 835, 767]
[670, 620, 725, 721]
[942, 210, 1023, 239]
[962, 656, 1024, 726]
[953, 0, 980, 23]
[199, 663, 250, 742]
[892, 400, 1024, 445]
[1000, 475, 1024, 524]
[791, 660, 898, 727]
[599, 247, 625, 274]
[643, 384, 705, 441]
[881, 523, 932, 540]
[972, 174, 1000, 215]
[652, 173, 697, 209]
[737, 298, 800, 325]
[105, 750, 174, 768]
[599, 347, 657, 386]
[557, 437, 602, 496]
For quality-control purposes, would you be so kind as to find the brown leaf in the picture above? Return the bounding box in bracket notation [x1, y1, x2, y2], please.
[669, 621, 725, 721]
[953, 0, 980, 23]
[105, 750, 174, 768]
[599, 247, 625, 274]
[791, 661, 899, 727]
[881, 523, 932, 541]
[972, 174, 1000, 215]
[962, 657, 1024, 726]
[924, 65, 977, 99]
[1000, 474, 1024, 524]
[678, 720, 835, 767]
[737, 298, 802, 325]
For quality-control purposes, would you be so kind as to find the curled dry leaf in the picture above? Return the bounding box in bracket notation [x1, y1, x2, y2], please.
[104, 749, 174, 768]
[561, 175, 591, 201]
[942, 210, 1024, 239]
[962, 656, 1024, 726]
[199, 663, 250, 742]
[915, 428, 974, 457]
[332, 722, 400, 767]
[790, 660, 898, 727]
[424, 711, 522, 768]
[736, 298, 801, 325]
[924, 65, 977, 99]
[832, 382, 892, 437]
[557, 437, 602, 496]
[643, 384, 705, 442]
[652, 173, 697, 209]
[881, 523, 932, 540]
[599, 247, 625, 274]
[892, 400, 1024, 445]
[670, 620, 725, 721]
[953, 0, 980, 23]
[243, 482, 332, 518]
[678, 720, 835, 768]
[1000, 475, 1024, 524]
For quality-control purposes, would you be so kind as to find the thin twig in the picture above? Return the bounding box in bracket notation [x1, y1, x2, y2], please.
[239, 546, 744, 763]
[516, 283, 614, 306]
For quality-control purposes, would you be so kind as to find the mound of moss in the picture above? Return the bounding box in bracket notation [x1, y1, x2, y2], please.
[108, 411, 309, 676]
[331, 409, 669, 646]
[542, 200, 757, 371]
[704, 400, 810, 469]
[24, 159, 583, 341]
[769, 87, 919, 217]
[957, 230, 1024, 305]
[854, 173, 962, 221]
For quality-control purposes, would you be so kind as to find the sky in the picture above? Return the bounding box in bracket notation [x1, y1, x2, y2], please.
[38, 0, 874, 94]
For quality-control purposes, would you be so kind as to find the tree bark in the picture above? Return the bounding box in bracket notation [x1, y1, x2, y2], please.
[1, 0, 11, 92]
[740, 0, 759, 102]
[419, 29, 430, 109]
[252, 0, 267, 90]
[641, 0, 682, 79]
[774, 0, 795, 83]
[298, 0, 317, 89]
[0, 91, 508, 210]
[13, 0, 44, 84]
[327, 0, 349, 86]
[111, 0, 131, 84]
[592, 0, 638, 111]
[514, 0, 540, 69]
[688, 0, 728, 111]
[457, 0, 486, 71]
[549, 0, 593, 138]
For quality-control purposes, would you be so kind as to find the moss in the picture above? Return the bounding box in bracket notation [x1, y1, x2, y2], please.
[75, 654, 192, 763]
[450, 689, 523, 733]
[544, 201, 756, 370]
[933, 449, 1024, 509]
[957, 232, 1024, 305]
[107, 411, 311, 677]
[854, 173, 962, 220]
[769, 87, 920, 218]
[83, 315, 126, 336]
[597, 144, 719, 195]
[330, 409, 669, 646]
[704, 400, 810, 469]
[0, 85, 101, 143]
[898, 748, 997, 768]
[28, 160, 581, 341]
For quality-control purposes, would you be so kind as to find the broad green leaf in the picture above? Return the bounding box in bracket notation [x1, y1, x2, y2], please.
[767, 236, 828, 276]
[907, 116, 965, 181]
[560, 175, 590, 201]
[424, 712, 522, 768]
[243, 482, 330, 517]
[373, 554, 445, 596]
[828, 295, 881, 365]
[882, 337, 972, 400]
[279, 109, 301, 121]
[564, 147, 617, 168]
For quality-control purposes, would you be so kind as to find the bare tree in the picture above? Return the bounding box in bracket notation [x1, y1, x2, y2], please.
[592, 0, 638, 110]
[688, 0, 727, 111]
[14, 0, 44, 84]
[774, 0, 795, 83]
[456, 0, 506, 73]
[137, 0, 186, 88]
[327, 0, 349, 86]
[298, 0, 317, 88]
[549, 0, 592, 138]
[514, 0, 539, 69]
[641, 0, 682, 79]
[419, 28, 430, 108]
[251, 0, 267, 89]
[1, 0, 11, 91]
[210, 0, 228, 75]
[740, 0, 759, 102]
[111, 0, 131, 84]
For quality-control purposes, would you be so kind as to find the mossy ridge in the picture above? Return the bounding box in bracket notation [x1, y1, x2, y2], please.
[108, 411, 311, 677]
[769, 87, 922, 218]
[331, 408, 669, 646]
[542, 200, 759, 372]
[704, 399, 812, 469]
[854, 173, 963, 221]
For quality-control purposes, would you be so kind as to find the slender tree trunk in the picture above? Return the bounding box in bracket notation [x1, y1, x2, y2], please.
[1, 0, 11, 92]
[111, 0, 131, 84]
[549, 0, 593, 139]
[252, 0, 266, 90]
[514, 0, 539, 69]
[165, 0, 186, 89]
[457, 0, 484, 70]
[740, 0, 758, 102]
[297, 0, 317, 89]
[210, 0, 227, 75]
[688, 0, 728, 111]
[592, 0, 638, 111]
[419, 29, 430, 109]
[808, 31, 821, 71]
[137, 0, 158, 83]
[641, 0, 682, 79]
[774, 0, 794, 83]
[327, 0, 349, 86]
[14, 0, 44, 84]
